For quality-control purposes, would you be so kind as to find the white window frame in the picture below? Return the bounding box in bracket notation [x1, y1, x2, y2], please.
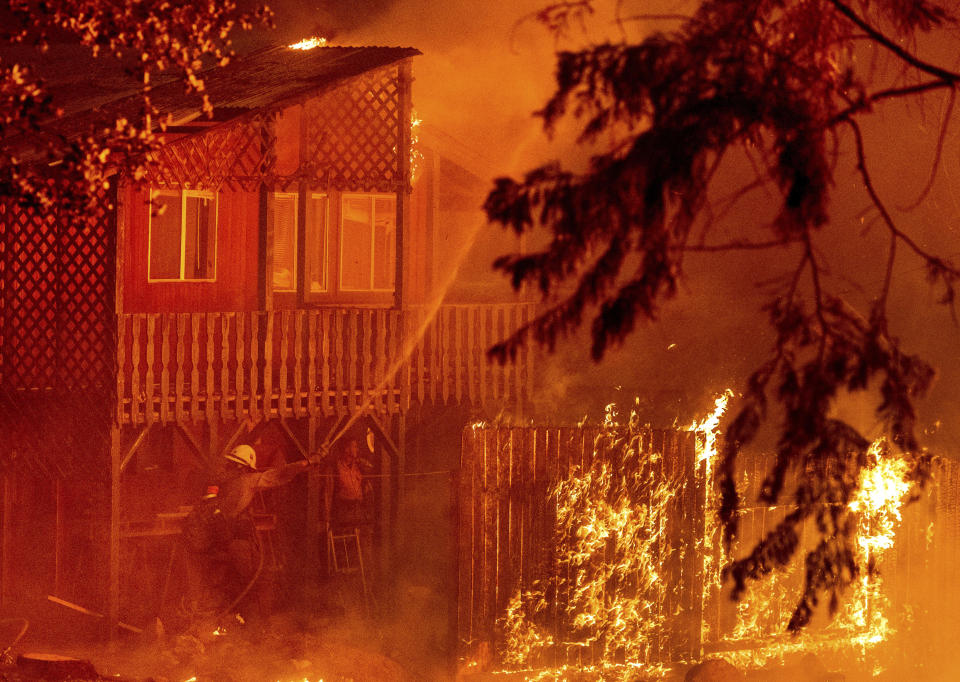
[339, 192, 396, 293]
[308, 192, 330, 294]
[147, 188, 218, 282]
[268, 191, 299, 293]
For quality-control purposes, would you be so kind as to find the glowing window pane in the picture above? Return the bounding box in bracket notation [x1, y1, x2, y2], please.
[373, 197, 396, 290]
[149, 190, 216, 281]
[341, 196, 373, 290]
[184, 194, 215, 280]
[269, 193, 297, 291]
[307, 194, 328, 293]
[149, 193, 182, 279]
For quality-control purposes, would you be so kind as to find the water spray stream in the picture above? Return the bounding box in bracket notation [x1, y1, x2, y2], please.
[318, 173, 507, 453]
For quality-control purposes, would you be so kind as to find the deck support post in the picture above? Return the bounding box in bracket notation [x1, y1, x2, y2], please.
[0, 474, 10, 607]
[108, 425, 122, 639]
[395, 59, 412, 309]
[207, 418, 219, 473]
[306, 416, 321, 575]
[393, 414, 406, 571]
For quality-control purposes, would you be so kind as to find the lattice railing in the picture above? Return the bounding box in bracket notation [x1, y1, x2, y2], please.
[0, 189, 116, 392]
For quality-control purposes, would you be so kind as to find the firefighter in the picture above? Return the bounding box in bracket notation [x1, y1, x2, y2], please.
[217, 443, 315, 521]
[184, 443, 319, 623]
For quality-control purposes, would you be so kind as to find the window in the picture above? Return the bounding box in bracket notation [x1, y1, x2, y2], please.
[148, 190, 216, 281]
[306, 193, 329, 293]
[340, 193, 396, 291]
[268, 192, 298, 292]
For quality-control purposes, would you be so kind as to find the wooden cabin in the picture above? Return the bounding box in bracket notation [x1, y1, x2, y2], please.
[0, 44, 534, 635]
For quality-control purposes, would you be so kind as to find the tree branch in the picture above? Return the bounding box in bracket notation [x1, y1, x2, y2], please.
[685, 238, 797, 253]
[896, 85, 956, 211]
[846, 117, 960, 280]
[827, 0, 960, 82]
[829, 79, 955, 125]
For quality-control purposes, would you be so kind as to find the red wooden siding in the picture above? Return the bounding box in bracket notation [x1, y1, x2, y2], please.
[120, 185, 260, 313]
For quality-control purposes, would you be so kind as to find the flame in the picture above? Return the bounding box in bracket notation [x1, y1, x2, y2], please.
[495, 392, 915, 677]
[497, 400, 682, 679]
[691, 390, 732, 646]
[717, 437, 913, 670]
[836, 439, 911, 650]
[409, 111, 423, 183]
[288, 36, 327, 50]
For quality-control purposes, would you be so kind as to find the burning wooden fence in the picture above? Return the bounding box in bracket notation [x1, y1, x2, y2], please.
[458, 425, 703, 668]
[458, 423, 957, 674]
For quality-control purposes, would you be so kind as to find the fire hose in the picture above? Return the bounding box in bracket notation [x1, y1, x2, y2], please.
[217, 513, 265, 622]
[0, 618, 29, 664]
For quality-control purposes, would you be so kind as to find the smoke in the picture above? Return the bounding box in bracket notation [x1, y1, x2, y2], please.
[254, 2, 960, 445]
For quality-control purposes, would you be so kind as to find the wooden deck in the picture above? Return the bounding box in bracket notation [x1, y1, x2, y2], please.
[116, 303, 535, 425]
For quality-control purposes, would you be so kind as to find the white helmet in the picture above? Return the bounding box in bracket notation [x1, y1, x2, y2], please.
[226, 444, 257, 470]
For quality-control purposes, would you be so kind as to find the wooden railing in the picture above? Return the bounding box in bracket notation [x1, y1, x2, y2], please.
[115, 303, 535, 426]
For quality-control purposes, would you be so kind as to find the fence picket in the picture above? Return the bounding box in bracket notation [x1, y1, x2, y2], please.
[190, 314, 201, 424]
[116, 314, 127, 424]
[221, 314, 231, 421]
[320, 310, 331, 416]
[131, 314, 143, 424]
[306, 311, 317, 418]
[144, 315, 156, 426]
[206, 314, 216, 423]
[235, 313, 245, 419]
[175, 315, 186, 423]
[263, 311, 274, 419]
[279, 310, 290, 418]
[249, 312, 259, 422]
[333, 311, 344, 417]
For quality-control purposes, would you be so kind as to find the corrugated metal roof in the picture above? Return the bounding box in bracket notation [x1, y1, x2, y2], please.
[168, 45, 420, 121]
[20, 44, 420, 140]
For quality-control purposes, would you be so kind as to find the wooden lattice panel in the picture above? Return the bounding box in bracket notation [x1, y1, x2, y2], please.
[148, 115, 273, 191]
[0, 185, 116, 478]
[303, 66, 402, 192]
[0, 188, 116, 392]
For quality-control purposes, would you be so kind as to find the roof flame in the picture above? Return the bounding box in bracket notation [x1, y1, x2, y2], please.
[288, 37, 327, 50]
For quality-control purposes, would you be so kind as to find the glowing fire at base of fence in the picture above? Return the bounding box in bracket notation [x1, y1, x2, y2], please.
[495, 396, 915, 679]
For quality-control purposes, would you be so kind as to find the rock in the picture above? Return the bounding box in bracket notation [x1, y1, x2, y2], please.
[686, 658, 747, 682]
